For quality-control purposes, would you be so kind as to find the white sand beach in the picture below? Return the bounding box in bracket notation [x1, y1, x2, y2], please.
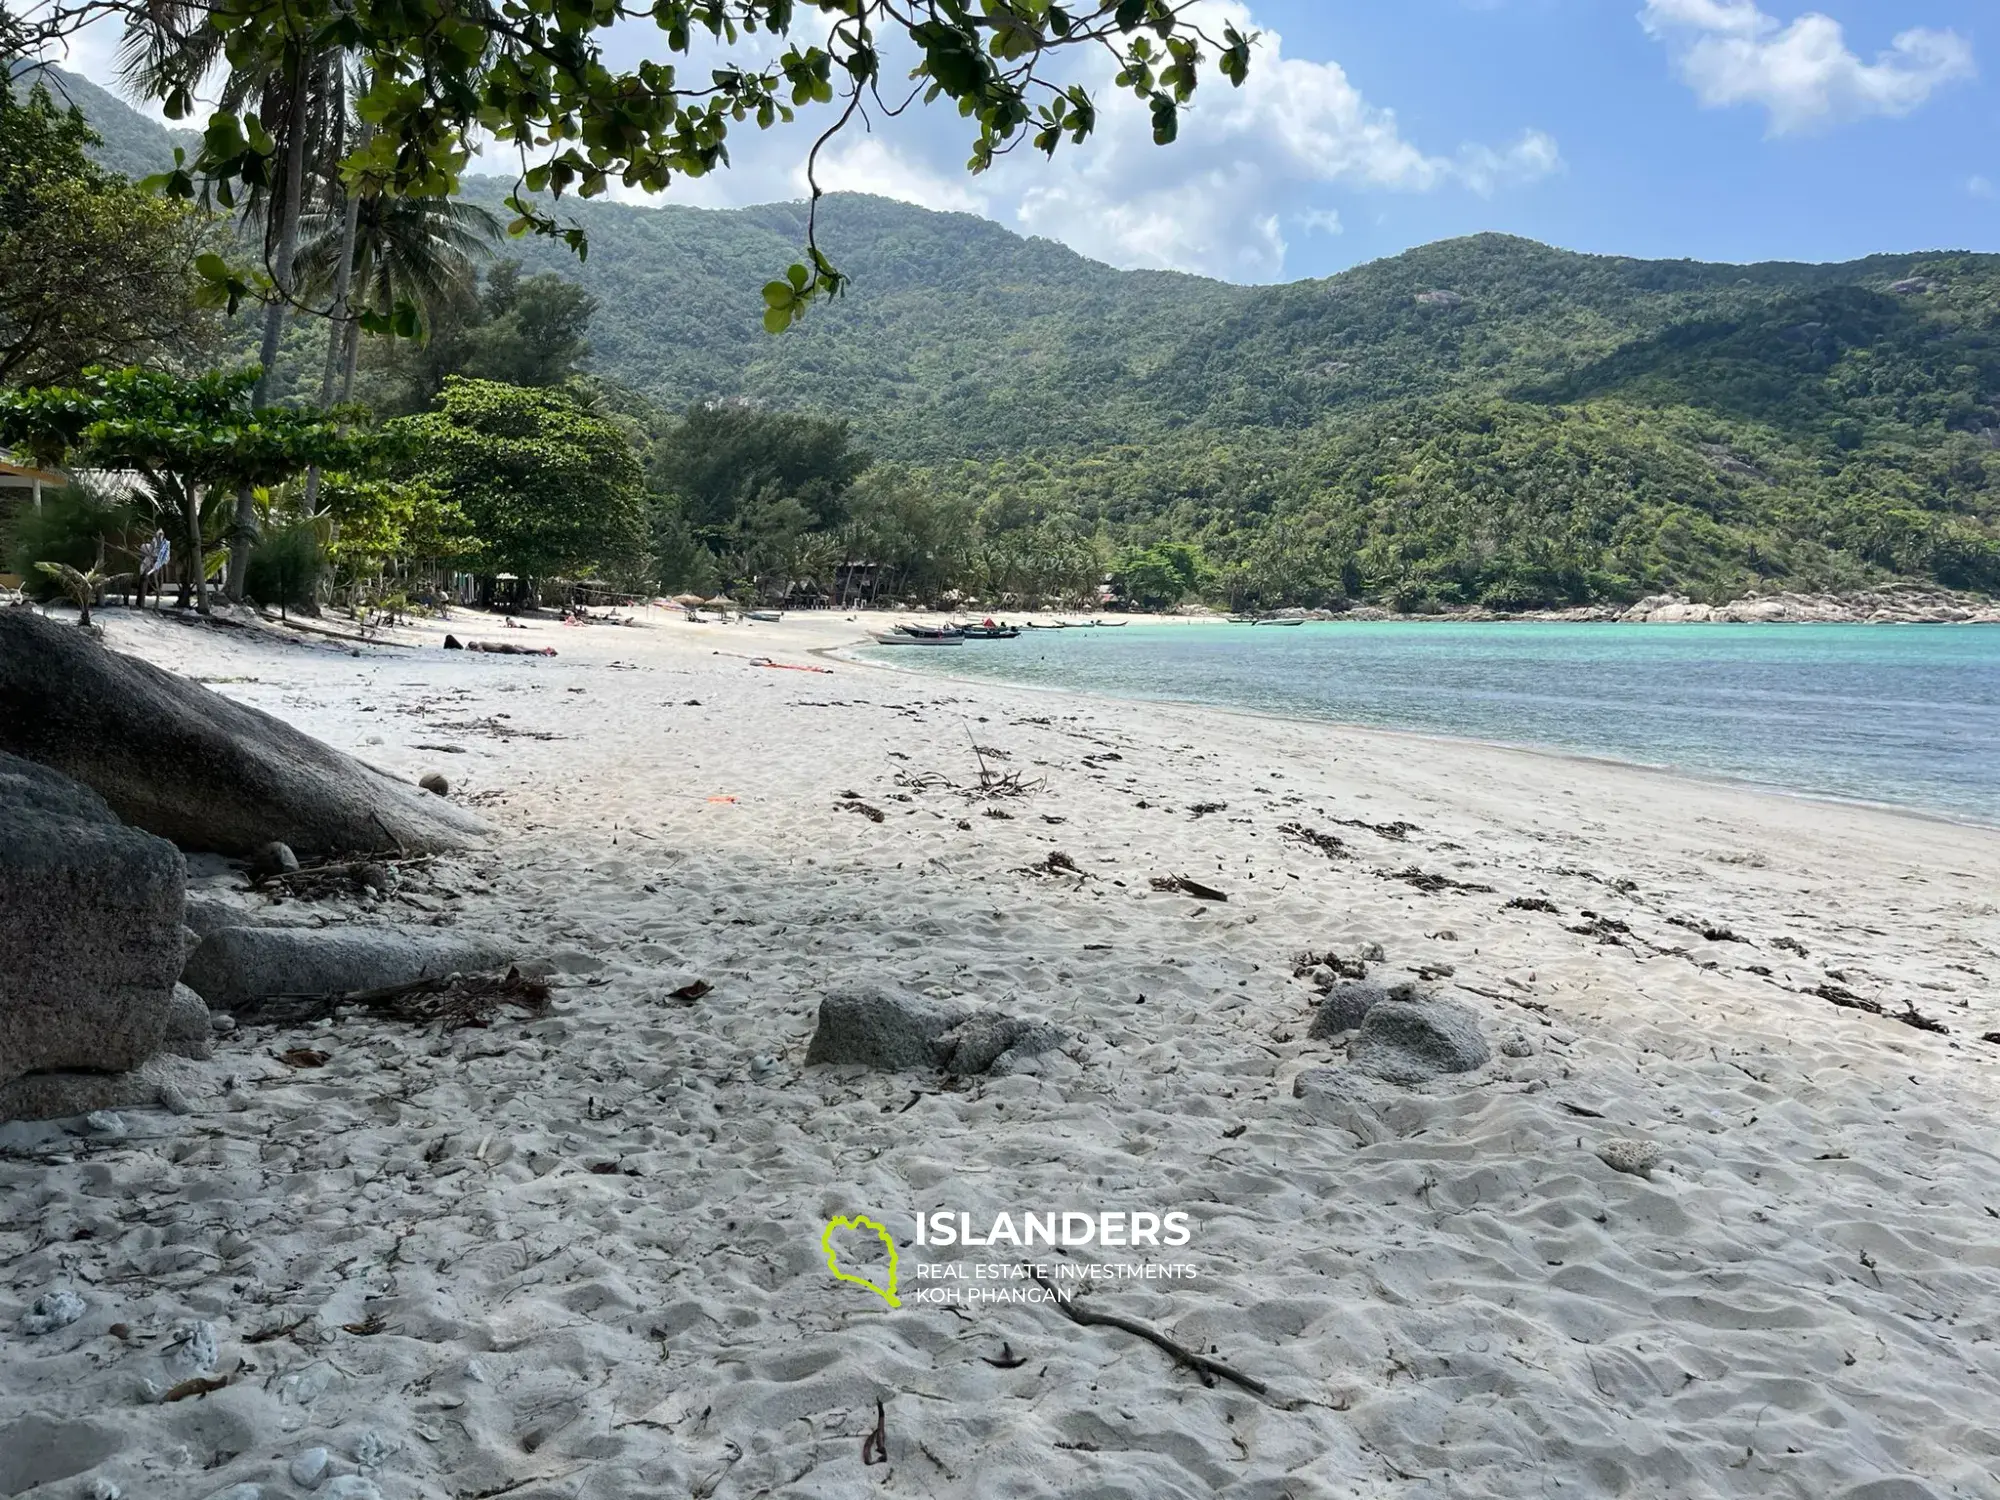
[5, 605, 2000, 1500]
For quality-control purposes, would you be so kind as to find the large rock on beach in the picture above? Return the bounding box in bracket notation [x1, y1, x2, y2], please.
[0, 752, 191, 1090]
[0, 609, 489, 857]
[181, 925, 516, 1007]
[1307, 980, 1389, 1039]
[805, 990, 1067, 1077]
[1349, 999, 1491, 1084]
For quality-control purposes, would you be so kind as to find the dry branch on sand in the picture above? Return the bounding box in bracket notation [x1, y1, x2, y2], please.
[231, 967, 552, 1030]
[1024, 1267, 1269, 1396]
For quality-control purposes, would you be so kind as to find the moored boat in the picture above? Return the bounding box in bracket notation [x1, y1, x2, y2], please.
[870, 630, 963, 646]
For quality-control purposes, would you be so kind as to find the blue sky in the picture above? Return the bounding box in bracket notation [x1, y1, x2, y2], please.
[63, 0, 1999, 283]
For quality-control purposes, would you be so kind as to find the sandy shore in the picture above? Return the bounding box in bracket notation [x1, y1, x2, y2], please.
[5, 602, 1999, 1500]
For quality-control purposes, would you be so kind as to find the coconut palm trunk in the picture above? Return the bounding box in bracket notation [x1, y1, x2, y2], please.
[303, 71, 359, 509]
[228, 47, 314, 602]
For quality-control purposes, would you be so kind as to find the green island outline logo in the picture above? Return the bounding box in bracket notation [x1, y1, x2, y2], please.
[822, 1214, 901, 1307]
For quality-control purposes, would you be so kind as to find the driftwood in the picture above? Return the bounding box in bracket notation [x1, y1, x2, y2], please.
[232, 967, 551, 1030]
[1026, 1267, 1267, 1395]
[254, 852, 434, 898]
[1149, 875, 1228, 902]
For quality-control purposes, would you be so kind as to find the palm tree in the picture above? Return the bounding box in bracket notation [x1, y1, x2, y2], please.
[119, 9, 342, 599]
[295, 193, 502, 407]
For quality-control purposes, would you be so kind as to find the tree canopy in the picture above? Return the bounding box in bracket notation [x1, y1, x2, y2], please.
[386, 376, 645, 582]
[14, 1, 1253, 323]
[0, 364, 362, 610]
[0, 73, 213, 387]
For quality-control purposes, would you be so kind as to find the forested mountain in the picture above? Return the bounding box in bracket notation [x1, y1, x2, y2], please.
[52, 80, 2000, 604]
[6, 65, 197, 182]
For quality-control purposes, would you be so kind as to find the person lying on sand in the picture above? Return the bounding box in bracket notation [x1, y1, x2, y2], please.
[442, 634, 556, 656]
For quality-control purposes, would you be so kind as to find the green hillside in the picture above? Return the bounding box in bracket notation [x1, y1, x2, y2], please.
[7, 65, 196, 181]
[49, 80, 2000, 605]
[470, 186, 1997, 599]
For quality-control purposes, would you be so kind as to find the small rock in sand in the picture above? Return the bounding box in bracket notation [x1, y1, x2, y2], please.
[1359, 941, 1386, 962]
[418, 772, 449, 797]
[206, 1486, 260, 1500]
[20, 1287, 86, 1334]
[1597, 1138, 1663, 1177]
[251, 840, 300, 878]
[288, 1450, 331, 1490]
[805, 990, 1068, 1077]
[1307, 981, 1388, 1038]
[88, 1480, 121, 1500]
[80, 1110, 126, 1136]
[326, 1479, 381, 1500]
[1349, 999, 1490, 1084]
[463, 1359, 488, 1383]
[160, 983, 214, 1061]
[1500, 1033, 1536, 1058]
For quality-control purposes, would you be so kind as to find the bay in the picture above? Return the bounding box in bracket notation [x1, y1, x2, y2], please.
[862, 622, 2000, 825]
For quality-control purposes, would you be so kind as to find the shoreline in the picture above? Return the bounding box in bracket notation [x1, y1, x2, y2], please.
[838, 631, 2000, 835]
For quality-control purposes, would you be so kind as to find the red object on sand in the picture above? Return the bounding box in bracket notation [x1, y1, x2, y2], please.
[749, 657, 832, 674]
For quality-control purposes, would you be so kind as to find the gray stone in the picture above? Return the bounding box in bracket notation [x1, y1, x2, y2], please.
[1308, 981, 1388, 1039]
[289, 1448, 332, 1489]
[804, 991, 1068, 1076]
[805, 991, 966, 1071]
[0, 752, 191, 1088]
[1499, 1032, 1536, 1058]
[251, 841, 299, 878]
[0, 1052, 207, 1121]
[1597, 1137, 1662, 1177]
[0, 610, 490, 858]
[1348, 999, 1491, 1084]
[160, 984, 213, 1061]
[934, 1013, 1067, 1077]
[181, 926, 515, 1006]
[419, 772, 450, 796]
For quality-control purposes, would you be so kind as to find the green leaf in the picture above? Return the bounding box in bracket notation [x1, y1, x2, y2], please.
[763, 305, 793, 334]
[763, 280, 795, 308]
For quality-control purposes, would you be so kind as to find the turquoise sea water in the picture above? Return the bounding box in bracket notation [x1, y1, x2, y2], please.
[860, 623, 2000, 825]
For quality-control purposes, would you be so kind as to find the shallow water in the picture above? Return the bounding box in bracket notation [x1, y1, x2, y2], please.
[863, 622, 2000, 824]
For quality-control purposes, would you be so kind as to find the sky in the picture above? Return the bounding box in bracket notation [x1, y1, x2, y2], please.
[55, 0, 2000, 284]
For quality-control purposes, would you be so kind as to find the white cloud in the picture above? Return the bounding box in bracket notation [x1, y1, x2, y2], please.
[999, 4, 1559, 278]
[786, 137, 992, 217]
[1298, 207, 1345, 237]
[1640, 0, 1975, 135]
